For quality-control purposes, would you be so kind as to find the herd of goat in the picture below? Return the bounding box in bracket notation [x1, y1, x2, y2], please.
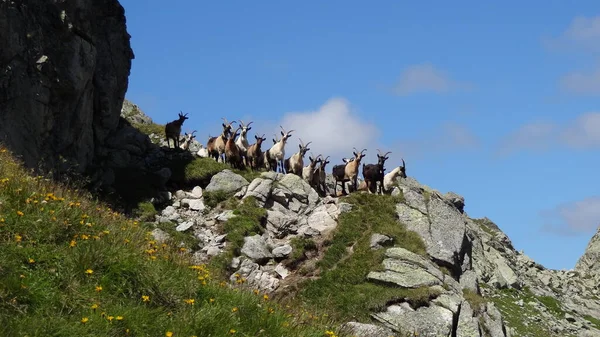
[164, 112, 407, 196]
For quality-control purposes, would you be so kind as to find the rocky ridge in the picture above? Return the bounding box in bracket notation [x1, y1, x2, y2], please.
[144, 160, 600, 337]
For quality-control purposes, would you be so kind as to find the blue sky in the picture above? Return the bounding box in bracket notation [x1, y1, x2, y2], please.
[120, 0, 600, 270]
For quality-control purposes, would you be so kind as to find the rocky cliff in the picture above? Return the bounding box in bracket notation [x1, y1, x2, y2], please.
[0, 0, 133, 174]
[145, 165, 600, 337]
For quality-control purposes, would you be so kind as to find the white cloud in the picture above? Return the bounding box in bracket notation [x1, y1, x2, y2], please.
[392, 63, 471, 96]
[274, 97, 380, 162]
[393, 122, 480, 160]
[560, 67, 600, 95]
[497, 112, 600, 155]
[496, 121, 557, 156]
[541, 197, 600, 235]
[546, 15, 600, 53]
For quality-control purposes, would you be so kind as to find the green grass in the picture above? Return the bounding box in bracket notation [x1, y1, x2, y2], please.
[167, 157, 229, 187]
[489, 287, 572, 337]
[0, 145, 340, 337]
[462, 289, 487, 315]
[209, 197, 267, 275]
[290, 237, 318, 261]
[584, 315, 600, 330]
[297, 193, 433, 322]
[472, 218, 498, 237]
[203, 190, 235, 209]
[132, 122, 165, 138]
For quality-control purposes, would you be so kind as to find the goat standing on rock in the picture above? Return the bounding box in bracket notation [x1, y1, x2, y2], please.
[362, 149, 391, 194]
[165, 111, 188, 149]
[235, 120, 253, 166]
[246, 134, 267, 171]
[332, 148, 366, 196]
[383, 159, 407, 193]
[225, 125, 244, 169]
[207, 118, 236, 163]
[266, 126, 294, 173]
[285, 138, 312, 176]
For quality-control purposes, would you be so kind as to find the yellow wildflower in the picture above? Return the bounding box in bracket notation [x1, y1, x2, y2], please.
[95, 285, 103, 292]
[15, 234, 22, 242]
[184, 299, 195, 305]
[81, 317, 89, 324]
[142, 295, 150, 302]
[166, 332, 173, 337]
[116, 316, 123, 321]
[16, 211, 24, 216]
[107, 315, 114, 322]
[91, 303, 99, 310]
[69, 240, 77, 247]
[231, 307, 238, 312]
[81, 234, 89, 240]
[263, 294, 269, 301]
[28, 258, 35, 264]
[209, 298, 215, 303]
[229, 329, 236, 334]
[85, 269, 93, 275]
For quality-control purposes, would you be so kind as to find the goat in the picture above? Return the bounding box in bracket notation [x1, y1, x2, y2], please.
[197, 144, 209, 158]
[235, 120, 253, 166]
[383, 159, 407, 193]
[165, 111, 188, 149]
[266, 126, 294, 173]
[224, 125, 244, 169]
[313, 155, 330, 196]
[246, 134, 267, 171]
[207, 118, 236, 162]
[362, 149, 392, 194]
[285, 138, 312, 176]
[303, 154, 321, 185]
[179, 130, 197, 151]
[332, 148, 366, 195]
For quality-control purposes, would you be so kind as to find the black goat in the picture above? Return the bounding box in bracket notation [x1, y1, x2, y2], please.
[362, 149, 391, 194]
[165, 111, 189, 148]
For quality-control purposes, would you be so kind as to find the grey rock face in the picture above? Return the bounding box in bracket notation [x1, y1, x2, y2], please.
[0, 0, 134, 173]
[373, 303, 454, 336]
[340, 322, 396, 337]
[205, 170, 249, 194]
[240, 235, 273, 264]
[576, 229, 600, 277]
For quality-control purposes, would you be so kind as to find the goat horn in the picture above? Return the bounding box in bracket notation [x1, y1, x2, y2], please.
[239, 120, 245, 127]
[305, 141, 312, 148]
[280, 125, 286, 133]
[287, 129, 295, 134]
[377, 148, 382, 156]
[221, 117, 228, 124]
[383, 151, 392, 157]
[246, 121, 254, 127]
[324, 155, 330, 161]
[402, 158, 406, 167]
[299, 138, 304, 147]
[360, 148, 367, 154]
[353, 147, 358, 153]
[191, 130, 197, 136]
[230, 120, 237, 125]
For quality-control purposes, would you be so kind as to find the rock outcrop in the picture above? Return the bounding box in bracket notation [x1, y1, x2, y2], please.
[0, 0, 134, 173]
[145, 166, 600, 337]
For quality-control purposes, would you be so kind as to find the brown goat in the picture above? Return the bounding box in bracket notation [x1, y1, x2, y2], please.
[246, 134, 267, 171]
[207, 118, 236, 162]
[224, 125, 244, 169]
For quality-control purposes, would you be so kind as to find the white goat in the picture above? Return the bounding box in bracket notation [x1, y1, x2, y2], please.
[285, 138, 312, 176]
[266, 126, 294, 173]
[302, 154, 321, 185]
[235, 120, 253, 166]
[179, 130, 197, 151]
[383, 159, 407, 193]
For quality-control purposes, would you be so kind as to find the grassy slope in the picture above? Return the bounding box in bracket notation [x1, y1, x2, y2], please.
[0, 146, 338, 337]
[295, 193, 435, 322]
